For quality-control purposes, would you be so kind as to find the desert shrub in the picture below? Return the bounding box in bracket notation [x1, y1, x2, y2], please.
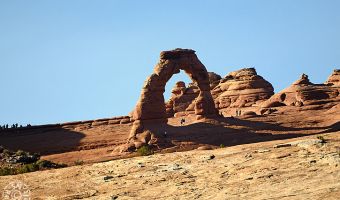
[317, 136, 326, 143]
[0, 167, 16, 176]
[2, 149, 11, 156]
[137, 145, 153, 156]
[16, 163, 39, 174]
[74, 160, 84, 165]
[0, 160, 67, 176]
[37, 160, 53, 168]
[220, 144, 225, 148]
[15, 149, 27, 156]
[37, 160, 67, 168]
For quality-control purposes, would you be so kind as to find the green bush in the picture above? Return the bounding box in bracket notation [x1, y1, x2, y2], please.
[137, 145, 153, 156]
[15, 149, 27, 156]
[16, 163, 39, 174]
[0, 167, 16, 176]
[220, 144, 225, 148]
[0, 160, 67, 176]
[37, 160, 67, 168]
[2, 149, 11, 156]
[74, 160, 84, 165]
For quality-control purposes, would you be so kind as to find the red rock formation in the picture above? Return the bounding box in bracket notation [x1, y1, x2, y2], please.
[212, 68, 274, 109]
[326, 69, 340, 86]
[127, 49, 218, 150]
[262, 72, 339, 108]
[164, 72, 222, 118]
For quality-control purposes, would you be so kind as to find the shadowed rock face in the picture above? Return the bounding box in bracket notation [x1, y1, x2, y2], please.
[127, 49, 218, 150]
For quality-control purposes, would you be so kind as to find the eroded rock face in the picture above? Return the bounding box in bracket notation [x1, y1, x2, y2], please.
[164, 68, 273, 117]
[127, 49, 218, 150]
[326, 69, 340, 86]
[262, 72, 339, 108]
[212, 68, 274, 109]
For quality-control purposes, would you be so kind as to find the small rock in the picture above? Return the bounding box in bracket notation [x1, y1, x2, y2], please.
[309, 160, 317, 164]
[257, 173, 273, 179]
[275, 153, 291, 159]
[137, 162, 145, 168]
[111, 195, 118, 200]
[197, 146, 213, 150]
[255, 149, 271, 153]
[103, 176, 114, 181]
[202, 154, 215, 161]
[171, 163, 182, 170]
[273, 143, 292, 148]
[245, 153, 252, 158]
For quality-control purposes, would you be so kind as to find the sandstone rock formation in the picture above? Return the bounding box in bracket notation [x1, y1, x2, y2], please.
[165, 68, 274, 117]
[212, 68, 274, 109]
[164, 71, 222, 118]
[326, 69, 340, 86]
[262, 72, 339, 108]
[128, 49, 218, 150]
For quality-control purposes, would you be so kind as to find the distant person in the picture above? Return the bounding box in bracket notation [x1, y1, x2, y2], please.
[180, 118, 186, 126]
[164, 131, 167, 138]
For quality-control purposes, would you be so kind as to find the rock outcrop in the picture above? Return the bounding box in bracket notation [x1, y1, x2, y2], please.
[262, 72, 339, 108]
[212, 68, 274, 109]
[165, 68, 274, 117]
[127, 49, 218, 150]
[165, 72, 222, 118]
[325, 69, 340, 86]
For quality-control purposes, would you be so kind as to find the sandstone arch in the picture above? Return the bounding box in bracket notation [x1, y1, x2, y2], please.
[128, 49, 218, 147]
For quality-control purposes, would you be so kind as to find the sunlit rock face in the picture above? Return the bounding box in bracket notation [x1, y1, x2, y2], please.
[211, 68, 274, 109]
[262, 71, 340, 108]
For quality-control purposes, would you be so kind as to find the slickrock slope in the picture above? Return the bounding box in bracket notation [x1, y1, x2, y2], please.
[1, 132, 339, 199]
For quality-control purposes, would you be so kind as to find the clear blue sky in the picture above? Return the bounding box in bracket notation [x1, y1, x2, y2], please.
[0, 0, 339, 125]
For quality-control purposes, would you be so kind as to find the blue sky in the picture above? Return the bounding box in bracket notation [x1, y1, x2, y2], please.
[0, 0, 339, 125]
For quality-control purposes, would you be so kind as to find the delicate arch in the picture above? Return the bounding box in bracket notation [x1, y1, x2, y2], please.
[132, 48, 217, 121]
[124, 49, 218, 151]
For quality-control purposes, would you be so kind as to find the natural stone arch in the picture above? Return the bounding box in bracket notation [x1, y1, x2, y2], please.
[127, 48, 218, 150]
